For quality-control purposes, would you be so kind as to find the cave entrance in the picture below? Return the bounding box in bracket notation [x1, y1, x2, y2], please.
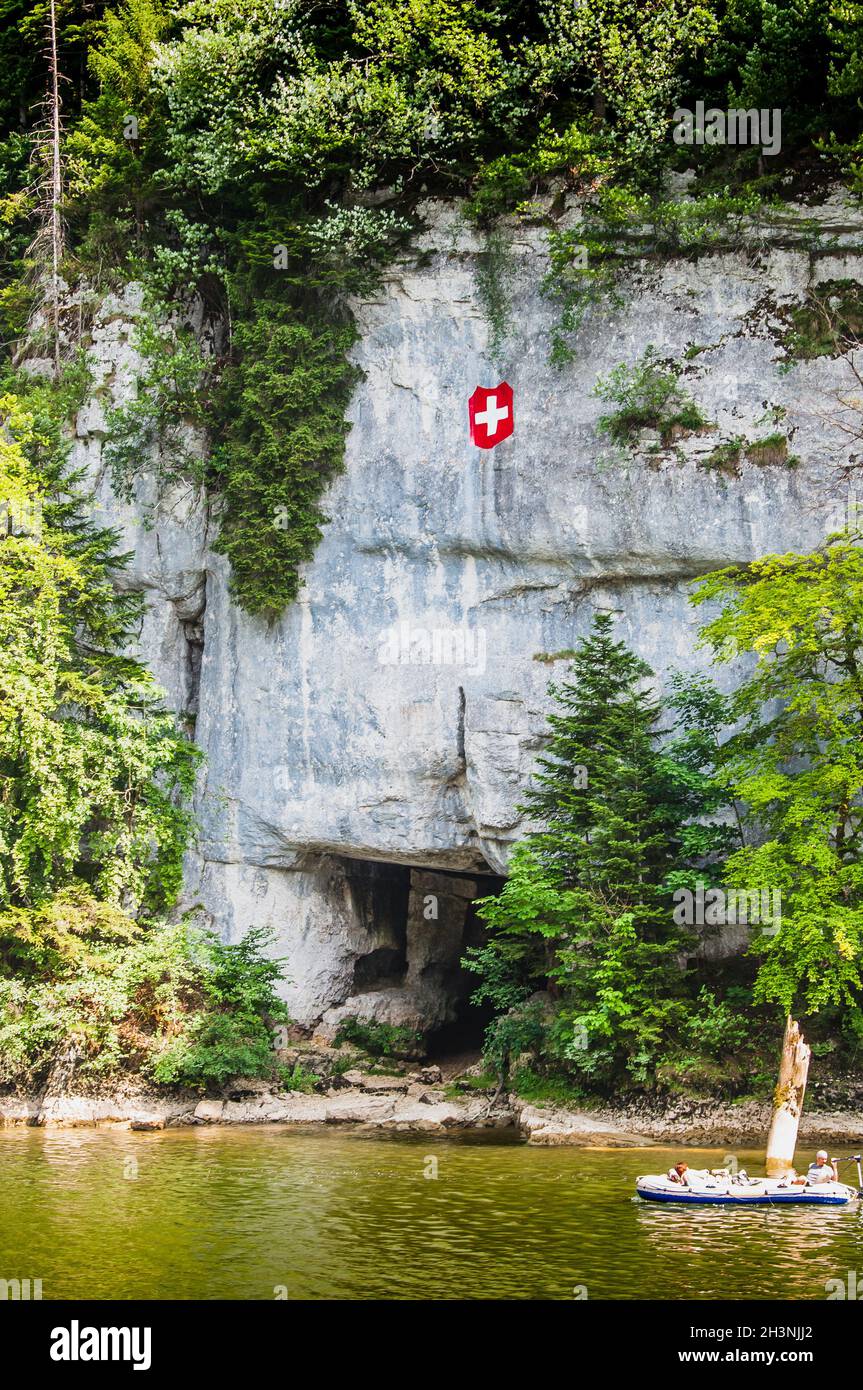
[343, 860, 411, 992]
[338, 857, 506, 1061]
[424, 882, 504, 1060]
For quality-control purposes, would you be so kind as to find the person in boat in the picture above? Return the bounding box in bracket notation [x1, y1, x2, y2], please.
[806, 1150, 838, 1184]
[790, 1149, 838, 1186]
[667, 1162, 714, 1190]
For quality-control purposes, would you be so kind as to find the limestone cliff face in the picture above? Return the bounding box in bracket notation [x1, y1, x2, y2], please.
[71, 195, 863, 1034]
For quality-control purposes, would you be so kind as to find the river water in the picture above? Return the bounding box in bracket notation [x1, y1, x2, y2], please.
[1, 1127, 861, 1300]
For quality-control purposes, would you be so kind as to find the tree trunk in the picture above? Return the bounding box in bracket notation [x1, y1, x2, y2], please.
[47, 0, 63, 380]
[765, 1016, 811, 1176]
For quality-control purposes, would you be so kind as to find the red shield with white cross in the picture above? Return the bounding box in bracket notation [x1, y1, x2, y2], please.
[469, 382, 514, 449]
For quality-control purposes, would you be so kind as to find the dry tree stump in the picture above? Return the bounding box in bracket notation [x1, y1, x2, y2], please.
[765, 1016, 811, 1177]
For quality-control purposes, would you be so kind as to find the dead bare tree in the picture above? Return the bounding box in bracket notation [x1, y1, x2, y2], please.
[47, 0, 63, 378]
[823, 349, 863, 460]
[26, 0, 67, 379]
[765, 1016, 811, 1177]
[801, 288, 863, 453]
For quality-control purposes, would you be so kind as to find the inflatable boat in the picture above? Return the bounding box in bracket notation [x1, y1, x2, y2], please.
[635, 1173, 858, 1206]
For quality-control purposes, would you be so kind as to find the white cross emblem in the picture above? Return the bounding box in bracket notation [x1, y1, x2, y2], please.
[475, 395, 509, 432]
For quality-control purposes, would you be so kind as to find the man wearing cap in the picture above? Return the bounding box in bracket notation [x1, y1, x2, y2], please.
[806, 1150, 837, 1184]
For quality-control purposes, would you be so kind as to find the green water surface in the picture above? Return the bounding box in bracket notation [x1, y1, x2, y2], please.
[1, 1127, 861, 1300]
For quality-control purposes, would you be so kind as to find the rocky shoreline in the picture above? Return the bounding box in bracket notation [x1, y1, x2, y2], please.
[0, 1067, 514, 1135]
[3, 1067, 861, 1147]
[513, 1097, 863, 1147]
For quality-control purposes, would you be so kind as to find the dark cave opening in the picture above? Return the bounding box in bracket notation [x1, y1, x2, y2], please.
[340, 855, 506, 1057]
[343, 859, 412, 992]
[429, 996, 499, 1058]
[425, 880, 505, 1056]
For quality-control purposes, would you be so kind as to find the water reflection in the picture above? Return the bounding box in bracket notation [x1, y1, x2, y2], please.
[0, 1129, 861, 1300]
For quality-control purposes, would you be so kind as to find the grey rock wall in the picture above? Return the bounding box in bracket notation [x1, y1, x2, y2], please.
[69, 194, 863, 1030]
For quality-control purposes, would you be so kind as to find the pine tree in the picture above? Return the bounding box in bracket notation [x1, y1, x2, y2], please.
[523, 611, 681, 905]
[468, 612, 716, 1089]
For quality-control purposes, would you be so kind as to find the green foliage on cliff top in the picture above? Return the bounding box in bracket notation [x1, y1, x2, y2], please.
[2, 1, 862, 613]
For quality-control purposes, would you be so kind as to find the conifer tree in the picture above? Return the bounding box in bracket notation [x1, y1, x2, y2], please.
[468, 612, 723, 1088]
[523, 611, 682, 901]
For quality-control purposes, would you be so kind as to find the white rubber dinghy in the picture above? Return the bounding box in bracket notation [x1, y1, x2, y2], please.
[636, 1174, 858, 1206]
